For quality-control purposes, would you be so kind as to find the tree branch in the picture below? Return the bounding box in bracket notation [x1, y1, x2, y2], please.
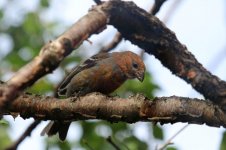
[98, 1, 226, 106]
[99, 0, 167, 53]
[99, 32, 123, 53]
[150, 0, 167, 15]
[0, 5, 108, 109]
[2, 93, 226, 128]
[5, 120, 40, 150]
[1, 0, 226, 117]
[93, 0, 102, 5]
[106, 136, 121, 150]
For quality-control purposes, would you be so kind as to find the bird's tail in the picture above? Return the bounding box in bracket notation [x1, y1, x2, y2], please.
[41, 121, 71, 141]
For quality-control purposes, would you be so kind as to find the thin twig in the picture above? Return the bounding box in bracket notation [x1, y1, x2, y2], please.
[93, 0, 102, 5]
[83, 139, 95, 150]
[99, 32, 122, 53]
[157, 124, 189, 150]
[106, 136, 121, 150]
[162, 0, 182, 23]
[5, 120, 41, 150]
[150, 0, 167, 14]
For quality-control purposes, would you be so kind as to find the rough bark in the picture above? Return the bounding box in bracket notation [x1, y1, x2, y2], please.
[3, 93, 226, 128]
[1, 2, 225, 149]
[0, 6, 108, 109]
[98, 1, 226, 106]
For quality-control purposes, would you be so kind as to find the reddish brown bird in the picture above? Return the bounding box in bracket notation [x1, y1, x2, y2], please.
[41, 51, 145, 140]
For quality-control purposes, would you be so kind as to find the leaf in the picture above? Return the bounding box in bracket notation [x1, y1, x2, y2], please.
[153, 124, 164, 140]
[0, 119, 9, 126]
[0, 10, 3, 19]
[0, 119, 11, 149]
[99, 121, 128, 134]
[114, 71, 159, 98]
[220, 131, 226, 150]
[40, 0, 50, 7]
[45, 137, 72, 150]
[80, 121, 112, 150]
[167, 147, 177, 150]
[3, 52, 27, 70]
[124, 135, 148, 150]
[27, 79, 54, 94]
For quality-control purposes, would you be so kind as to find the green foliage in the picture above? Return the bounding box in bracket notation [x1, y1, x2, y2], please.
[0, 10, 3, 19]
[167, 147, 178, 150]
[0, 1, 170, 150]
[0, 119, 9, 126]
[153, 124, 164, 140]
[0, 119, 11, 150]
[40, 0, 50, 8]
[124, 136, 148, 150]
[115, 72, 159, 98]
[3, 11, 45, 68]
[45, 137, 72, 150]
[27, 79, 54, 94]
[220, 131, 226, 150]
[80, 121, 110, 150]
[78, 121, 149, 150]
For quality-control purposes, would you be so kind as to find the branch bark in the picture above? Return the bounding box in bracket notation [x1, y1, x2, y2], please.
[150, 0, 167, 15]
[0, 5, 108, 109]
[98, 1, 226, 106]
[1, 2, 225, 149]
[3, 93, 226, 128]
[99, 0, 167, 53]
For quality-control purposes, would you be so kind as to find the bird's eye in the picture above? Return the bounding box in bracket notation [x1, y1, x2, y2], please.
[132, 62, 138, 69]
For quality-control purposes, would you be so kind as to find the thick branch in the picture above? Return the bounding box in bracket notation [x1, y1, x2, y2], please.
[98, 1, 226, 106]
[99, 0, 166, 53]
[3, 93, 226, 128]
[2, 0, 226, 112]
[0, 6, 107, 109]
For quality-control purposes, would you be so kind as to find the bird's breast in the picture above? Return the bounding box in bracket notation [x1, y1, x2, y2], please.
[91, 62, 127, 94]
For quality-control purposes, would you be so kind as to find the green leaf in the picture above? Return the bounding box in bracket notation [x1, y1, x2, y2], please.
[40, 0, 50, 8]
[45, 137, 72, 150]
[27, 79, 54, 94]
[3, 52, 27, 70]
[0, 119, 9, 126]
[167, 147, 177, 150]
[80, 121, 112, 150]
[0, 10, 3, 20]
[0, 119, 11, 149]
[114, 71, 159, 98]
[60, 54, 82, 68]
[153, 124, 164, 140]
[99, 121, 128, 134]
[124, 136, 148, 150]
[220, 131, 226, 150]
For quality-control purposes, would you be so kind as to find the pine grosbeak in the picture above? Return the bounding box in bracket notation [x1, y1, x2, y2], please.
[41, 51, 145, 140]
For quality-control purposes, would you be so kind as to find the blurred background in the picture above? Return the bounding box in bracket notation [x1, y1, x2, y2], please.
[0, 0, 226, 150]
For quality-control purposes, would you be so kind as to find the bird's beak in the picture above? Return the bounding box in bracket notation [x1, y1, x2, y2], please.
[136, 71, 145, 82]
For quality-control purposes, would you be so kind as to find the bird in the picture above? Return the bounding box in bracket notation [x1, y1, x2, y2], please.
[41, 51, 146, 141]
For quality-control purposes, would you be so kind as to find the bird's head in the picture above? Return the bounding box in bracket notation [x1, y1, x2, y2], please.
[116, 51, 146, 82]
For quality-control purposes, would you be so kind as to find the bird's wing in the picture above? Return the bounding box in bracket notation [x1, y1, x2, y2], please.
[57, 52, 111, 96]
